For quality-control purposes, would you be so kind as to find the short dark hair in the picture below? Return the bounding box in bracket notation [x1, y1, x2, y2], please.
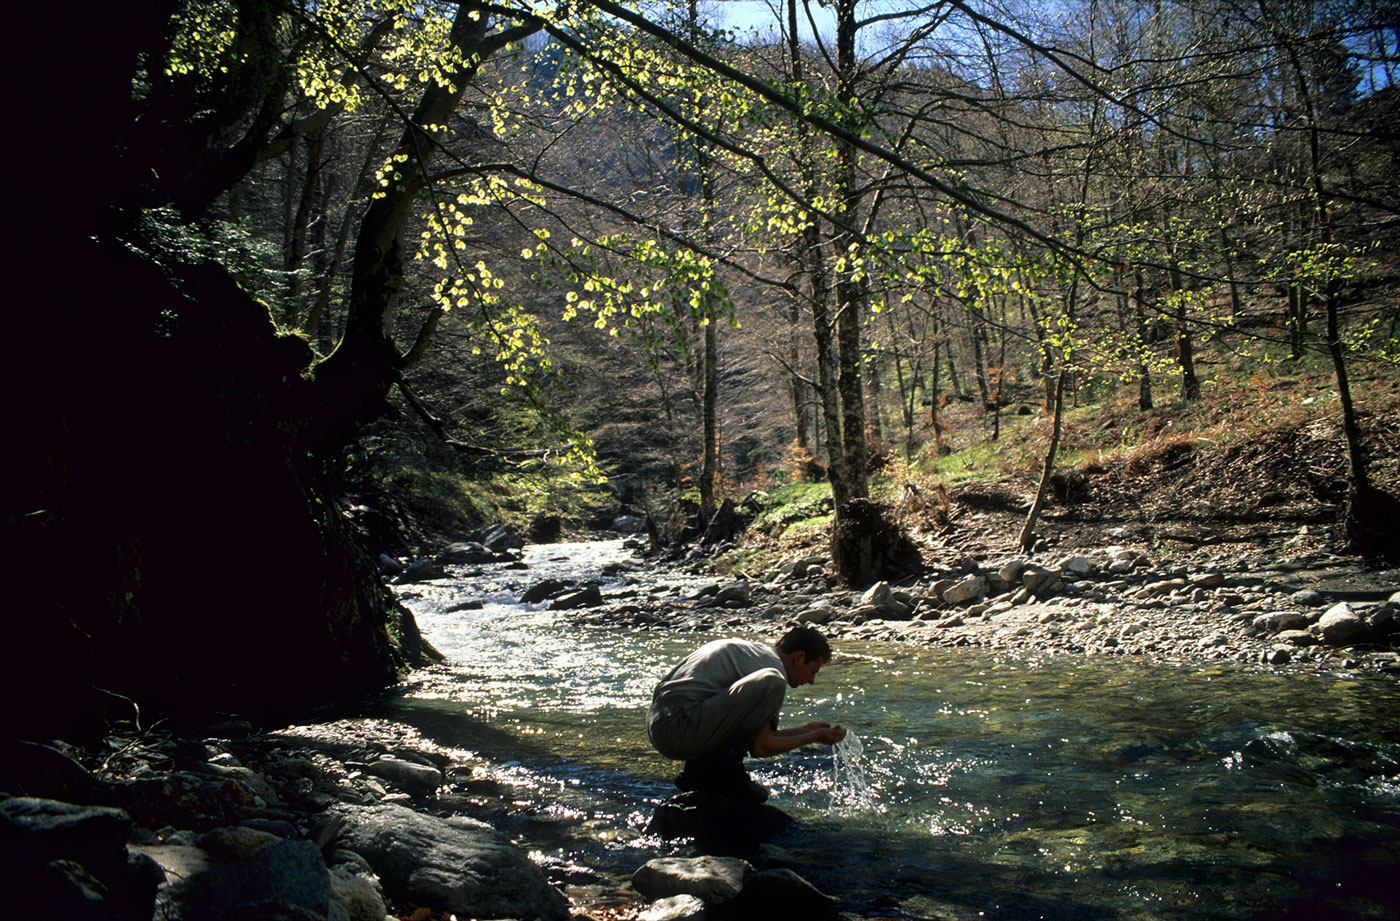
[776, 625, 832, 661]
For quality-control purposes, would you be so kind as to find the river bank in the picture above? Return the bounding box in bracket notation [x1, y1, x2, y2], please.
[8, 534, 1399, 921]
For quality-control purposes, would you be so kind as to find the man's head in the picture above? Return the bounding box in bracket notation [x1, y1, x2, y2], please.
[776, 626, 832, 687]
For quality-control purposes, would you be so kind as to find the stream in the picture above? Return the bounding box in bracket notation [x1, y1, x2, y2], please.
[370, 539, 1400, 920]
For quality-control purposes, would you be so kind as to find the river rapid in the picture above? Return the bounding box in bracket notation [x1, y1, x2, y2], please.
[371, 539, 1400, 921]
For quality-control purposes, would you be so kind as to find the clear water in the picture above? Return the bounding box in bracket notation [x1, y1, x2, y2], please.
[374, 540, 1400, 920]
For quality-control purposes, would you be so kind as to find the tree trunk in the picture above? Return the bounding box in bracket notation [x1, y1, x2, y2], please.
[1018, 369, 1068, 552]
[309, 0, 494, 454]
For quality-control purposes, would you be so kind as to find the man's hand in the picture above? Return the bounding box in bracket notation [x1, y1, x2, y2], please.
[751, 721, 848, 756]
[803, 722, 847, 745]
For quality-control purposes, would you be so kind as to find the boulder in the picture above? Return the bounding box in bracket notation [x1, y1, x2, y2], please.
[154, 838, 333, 921]
[528, 514, 564, 544]
[467, 524, 525, 553]
[726, 868, 838, 920]
[550, 585, 604, 610]
[331, 803, 568, 921]
[942, 574, 988, 606]
[435, 542, 496, 565]
[632, 855, 752, 904]
[1316, 603, 1372, 646]
[522, 578, 570, 604]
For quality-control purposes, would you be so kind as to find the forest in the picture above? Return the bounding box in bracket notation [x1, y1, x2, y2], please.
[7, 0, 1398, 732]
[4, 3, 1399, 918]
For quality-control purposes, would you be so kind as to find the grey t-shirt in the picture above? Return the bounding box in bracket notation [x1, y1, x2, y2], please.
[651, 638, 784, 712]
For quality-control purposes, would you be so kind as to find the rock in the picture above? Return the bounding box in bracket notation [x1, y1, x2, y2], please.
[645, 796, 793, 854]
[639, 893, 708, 921]
[435, 542, 496, 565]
[362, 758, 442, 795]
[860, 581, 893, 608]
[997, 559, 1030, 584]
[632, 855, 752, 904]
[331, 803, 568, 921]
[0, 741, 95, 801]
[796, 601, 835, 625]
[706, 583, 753, 608]
[1058, 555, 1094, 576]
[522, 578, 570, 604]
[328, 865, 386, 921]
[1189, 572, 1225, 589]
[942, 574, 988, 606]
[726, 868, 838, 920]
[612, 514, 646, 533]
[550, 585, 604, 610]
[1276, 629, 1319, 647]
[1252, 611, 1310, 634]
[1316, 603, 1372, 646]
[1263, 646, 1293, 665]
[528, 514, 563, 544]
[399, 558, 446, 582]
[156, 837, 333, 921]
[468, 524, 525, 553]
[375, 554, 403, 576]
[1020, 567, 1057, 595]
[102, 772, 233, 831]
[191, 762, 279, 806]
[197, 826, 280, 860]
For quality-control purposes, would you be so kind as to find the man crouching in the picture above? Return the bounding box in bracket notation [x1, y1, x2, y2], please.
[646, 626, 847, 804]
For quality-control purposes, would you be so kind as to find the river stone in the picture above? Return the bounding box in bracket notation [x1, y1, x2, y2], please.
[632, 855, 752, 904]
[1276, 629, 1318, 646]
[103, 771, 233, 831]
[330, 803, 568, 921]
[551, 584, 604, 609]
[435, 542, 496, 565]
[328, 865, 386, 921]
[1058, 555, 1094, 575]
[198, 826, 280, 860]
[362, 758, 442, 794]
[191, 762, 279, 806]
[726, 868, 838, 920]
[860, 581, 893, 608]
[156, 838, 332, 921]
[942, 574, 988, 606]
[639, 893, 708, 921]
[997, 559, 1030, 584]
[1316, 603, 1372, 646]
[522, 578, 569, 604]
[1252, 611, 1310, 634]
[796, 601, 835, 624]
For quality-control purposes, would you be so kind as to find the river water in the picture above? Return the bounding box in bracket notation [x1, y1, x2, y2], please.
[373, 539, 1400, 920]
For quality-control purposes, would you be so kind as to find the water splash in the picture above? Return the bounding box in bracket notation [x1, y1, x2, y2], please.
[831, 732, 879, 814]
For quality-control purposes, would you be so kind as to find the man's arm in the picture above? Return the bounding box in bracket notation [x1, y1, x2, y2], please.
[749, 721, 847, 757]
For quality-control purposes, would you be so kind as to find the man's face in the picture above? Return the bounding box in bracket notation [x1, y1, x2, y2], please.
[786, 652, 826, 687]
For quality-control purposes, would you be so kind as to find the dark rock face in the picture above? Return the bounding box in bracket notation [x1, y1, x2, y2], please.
[6, 244, 405, 740]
